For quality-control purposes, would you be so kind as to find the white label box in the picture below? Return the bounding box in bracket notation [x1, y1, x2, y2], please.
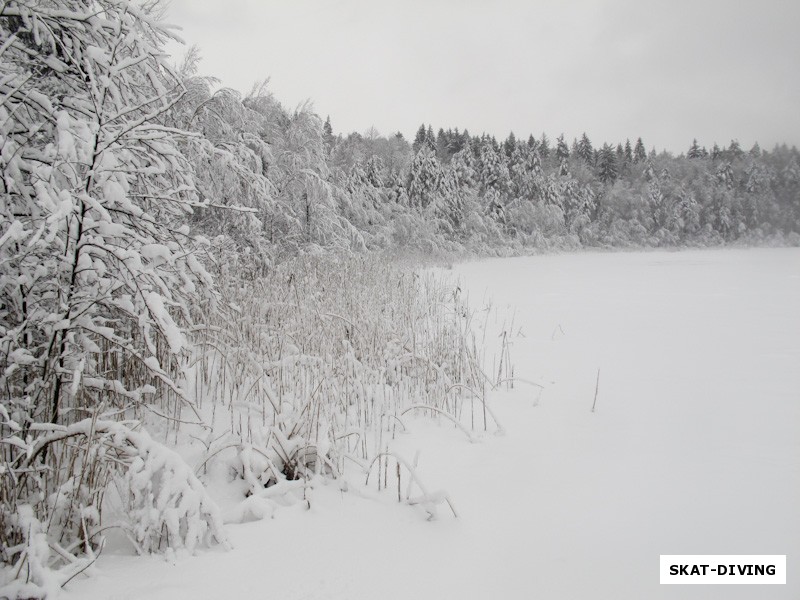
[660, 555, 786, 584]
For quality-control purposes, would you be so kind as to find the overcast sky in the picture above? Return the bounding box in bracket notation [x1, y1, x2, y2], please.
[164, 0, 800, 154]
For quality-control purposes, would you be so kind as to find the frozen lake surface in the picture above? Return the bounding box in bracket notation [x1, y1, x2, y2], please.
[67, 248, 800, 600]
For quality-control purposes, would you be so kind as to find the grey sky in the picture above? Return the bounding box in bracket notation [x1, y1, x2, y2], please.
[164, 0, 800, 154]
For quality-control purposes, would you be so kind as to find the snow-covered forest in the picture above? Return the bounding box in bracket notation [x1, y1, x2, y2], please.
[1, 1, 798, 598]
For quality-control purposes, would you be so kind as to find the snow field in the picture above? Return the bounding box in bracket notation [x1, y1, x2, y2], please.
[450, 247, 800, 599]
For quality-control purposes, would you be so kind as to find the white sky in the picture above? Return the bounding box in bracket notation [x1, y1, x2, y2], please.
[163, 0, 800, 154]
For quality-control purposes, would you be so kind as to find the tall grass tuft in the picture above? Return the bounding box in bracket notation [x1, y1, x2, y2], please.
[189, 253, 500, 498]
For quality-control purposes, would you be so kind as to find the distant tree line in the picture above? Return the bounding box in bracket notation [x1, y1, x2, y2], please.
[327, 121, 800, 253]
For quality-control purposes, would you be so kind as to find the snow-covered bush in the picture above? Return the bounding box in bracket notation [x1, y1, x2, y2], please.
[1, 419, 226, 596]
[1, 0, 224, 589]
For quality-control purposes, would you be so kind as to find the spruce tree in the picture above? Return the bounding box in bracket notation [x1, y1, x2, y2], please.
[728, 139, 744, 160]
[598, 144, 618, 183]
[716, 162, 735, 189]
[511, 144, 542, 200]
[634, 138, 647, 163]
[436, 127, 449, 162]
[556, 134, 570, 160]
[408, 147, 442, 208]
[687, 139, 702, 159]
[449, 127, 464, 155]
[323, 116, 335, 151]
[503, 132, 517, 158]
[426, 125, 436, 149]
[479, 140, 510, 195]
[540, 133, 551, 157]
[365, 155, 385, 188]
[461, 129, 472, 154]
[440, 168, 465, 231]
[577, 133, 594, 164]
[412, 124, 428, 154]
[679, 192, 702, 237]
[624, 139, 633, 164]
[451, 146, 478, 190]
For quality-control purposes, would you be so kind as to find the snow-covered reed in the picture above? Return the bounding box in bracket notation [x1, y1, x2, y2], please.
[188, 253, 499, 495]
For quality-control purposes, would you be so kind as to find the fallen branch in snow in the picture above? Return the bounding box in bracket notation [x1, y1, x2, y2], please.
[401, 404, 478, 443]
[364, 451, 458, 520]
[491, 377, 544, 390]
[591, 368, 601, 412]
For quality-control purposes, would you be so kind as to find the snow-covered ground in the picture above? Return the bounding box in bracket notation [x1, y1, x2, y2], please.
[65, 247, 800, 600]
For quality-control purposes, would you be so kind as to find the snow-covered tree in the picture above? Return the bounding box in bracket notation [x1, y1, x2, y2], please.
[576, 133, 594, 164]
[439, 168, 466, 232]
[478, 140, 510, 196]
[1, 0, 225, 587]
[510, 143, 542, 201]
[407, 147, 442, 209]
[598, 144, 618, 183]
[168, 57, 276, 271]
[687, 139, 702, 159]
[503, 131, 517, 158]
[624, 139, 633, 164]
[715, 162, 735, 189]
[539, 133, 550, 158]
[412, 124, 427, 154]
[244, 96, 347, 251]
[555, 134, 570, 161]
[679, 191, 702, 237]
[633, 137, 647, 163]
[450, 146, 478, 191]
[727, 139, 744, 160]
[365, 155, 385, 189]
[323, 115, 335, 152]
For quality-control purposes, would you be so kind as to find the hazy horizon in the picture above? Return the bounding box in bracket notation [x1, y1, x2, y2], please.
[164, 0, 800, 154]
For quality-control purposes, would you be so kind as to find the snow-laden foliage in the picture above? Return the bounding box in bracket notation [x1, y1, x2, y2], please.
[1, 418, 226, 596]
[169, 62, 357, 271]
[0, 1, 214, 422]
[0, 0, 223, 591]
